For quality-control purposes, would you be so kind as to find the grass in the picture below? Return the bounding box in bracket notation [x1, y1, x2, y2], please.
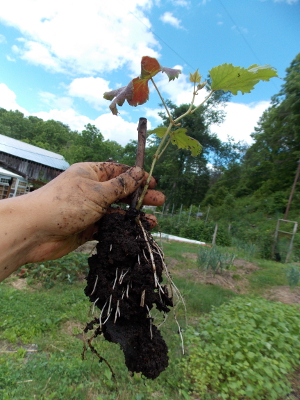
[0, 239, 297, 400]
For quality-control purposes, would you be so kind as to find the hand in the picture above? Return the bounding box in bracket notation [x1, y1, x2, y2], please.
[0, 162, 164, 281]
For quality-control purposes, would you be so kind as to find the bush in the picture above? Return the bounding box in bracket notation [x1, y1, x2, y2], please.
[181, 297, 300, 399]
[22, 253, 89, 287]
[157, 217, 231, 246]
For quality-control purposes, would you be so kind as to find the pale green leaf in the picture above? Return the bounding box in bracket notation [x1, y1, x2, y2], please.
[209, 63, 278, 95]
[190, 69, 201, 83]
[170, 128, 202, 156]
[147, 127, 168, 138]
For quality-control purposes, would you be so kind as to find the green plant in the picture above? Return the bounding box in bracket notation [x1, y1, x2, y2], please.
[181, 296, 300, 399]
[198, 246, 235, 276]
[104, 56, 277, 208]
[286, 265, 300, 287]
[23, 252, 89, 287]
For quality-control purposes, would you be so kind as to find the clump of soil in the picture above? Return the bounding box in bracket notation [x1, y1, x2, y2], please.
[84, 209, 173, 379]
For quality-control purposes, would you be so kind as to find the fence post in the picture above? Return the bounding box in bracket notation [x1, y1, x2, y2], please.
[205, 205, 210, 225]
[178, 204, 183, 223]
[188, 204, 192, 224]
[212, 223, 218, 246]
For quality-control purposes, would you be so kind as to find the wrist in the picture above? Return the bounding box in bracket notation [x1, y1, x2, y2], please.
[0, 194, 39, 281]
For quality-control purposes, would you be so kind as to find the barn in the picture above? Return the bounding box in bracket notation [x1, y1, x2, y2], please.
[0, 134, 70, 199]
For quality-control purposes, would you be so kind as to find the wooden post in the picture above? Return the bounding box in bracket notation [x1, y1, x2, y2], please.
[286, 222, 299, 263]
[178, 204, 183, 223]
[205, 205, 210, 225]
[130, 118, 147, 209]
[284, 159, 300, 220]
[212, 223, 218, 246]
[188, 204, 192, 224]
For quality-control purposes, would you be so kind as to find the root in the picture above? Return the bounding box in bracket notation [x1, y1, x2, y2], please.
[82, 329, 118, 395]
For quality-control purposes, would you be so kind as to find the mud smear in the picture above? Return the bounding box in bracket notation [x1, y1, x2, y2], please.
[84, 210, 173, 379]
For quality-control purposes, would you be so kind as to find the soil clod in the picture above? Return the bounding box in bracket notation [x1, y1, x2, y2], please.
[84, 210, 173, 379]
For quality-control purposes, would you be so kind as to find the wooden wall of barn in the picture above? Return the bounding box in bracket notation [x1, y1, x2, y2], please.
[0, 152, 64, 181]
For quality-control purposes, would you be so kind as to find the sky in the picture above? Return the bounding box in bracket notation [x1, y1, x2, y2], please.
[0, 0, 299, 148]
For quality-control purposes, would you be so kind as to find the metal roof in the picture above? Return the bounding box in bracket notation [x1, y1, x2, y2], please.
[0, 166, 24, 179]
[0, 134, 70, 170]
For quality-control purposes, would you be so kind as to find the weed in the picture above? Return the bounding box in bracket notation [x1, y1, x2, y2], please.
[23, 253, 89, 287]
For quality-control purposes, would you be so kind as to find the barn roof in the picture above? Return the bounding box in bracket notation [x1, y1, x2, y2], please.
[0, 134, 70, 171]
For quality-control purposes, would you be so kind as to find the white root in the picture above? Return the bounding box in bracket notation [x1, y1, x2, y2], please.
[114, 300, 120, 323]
[119, 269, 129, 284]
[112, 268, 118, 290]
[92, 297, 99, 315]
[146, 305, 153, 340]
[110, 244, 113, 252]
[140, 290, 146, 307]
[90, 275, 98, 296]
[107, 294, 113, 316]
[99, 299, 108, 330]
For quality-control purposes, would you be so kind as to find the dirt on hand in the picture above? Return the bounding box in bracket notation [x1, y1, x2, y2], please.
[84, 210, 173, 379]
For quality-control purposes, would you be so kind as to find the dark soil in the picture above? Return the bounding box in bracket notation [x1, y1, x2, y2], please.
[84, 209, 173, 379]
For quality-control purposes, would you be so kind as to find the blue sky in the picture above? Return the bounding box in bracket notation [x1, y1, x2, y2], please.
[0, 0, 299, 147]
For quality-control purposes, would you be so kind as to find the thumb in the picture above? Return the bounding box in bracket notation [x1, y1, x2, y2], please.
[99, 166, 145, 205]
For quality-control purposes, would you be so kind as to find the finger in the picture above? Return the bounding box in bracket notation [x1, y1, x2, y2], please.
[98, 166, 145, 206]
[144, 214, 158, 229]
[122, 189, 165, 206]
[106, 208, 158, 229]
[88, 162, 158, 188]
[142, 190, 165, 206]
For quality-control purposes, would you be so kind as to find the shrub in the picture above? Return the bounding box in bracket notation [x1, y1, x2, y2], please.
[181, 297, 300, 399]
[286, 265, 300, 287]
[22, 253, 89, 287]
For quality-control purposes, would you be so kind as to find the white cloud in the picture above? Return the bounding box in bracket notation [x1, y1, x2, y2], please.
[0, 83, 28, 114]
[273, 0, 298, 3]
[39, 92, 74, 111]
[171, 0, 190, 6]
[94, 114, 140, 145]
[210, 101, 270, 143]
[231, 25, 248, 35]
[0, 34, 6, 43]
[68, 77, 112, 110]
[154, 66, 208, 107]
[0, 0, 160, 75]
[160, 12, 182, 29]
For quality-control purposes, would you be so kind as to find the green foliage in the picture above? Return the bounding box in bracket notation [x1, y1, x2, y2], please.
[181, 297, 300, 399]
[286, 265, 300, 287]
[198, 246, 236, 276]
[24, 252, 89, 287]
[156, 216, 231, 246]
[210, 63, 277, 95]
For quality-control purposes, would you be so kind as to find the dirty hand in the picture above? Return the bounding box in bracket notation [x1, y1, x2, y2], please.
[0, 162, 165, 281]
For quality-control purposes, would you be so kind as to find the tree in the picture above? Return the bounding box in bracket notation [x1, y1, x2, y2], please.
[148, 99, 242, 208]
[237, 53, 300, 197]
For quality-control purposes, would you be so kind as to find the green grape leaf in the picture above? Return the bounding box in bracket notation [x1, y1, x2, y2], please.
[190, 69, 201, 83]
[147, 127, 168, 138]
[170, 128, 202, 156]
[104, 56, 181, 114]
[209, 63, 278, 95]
